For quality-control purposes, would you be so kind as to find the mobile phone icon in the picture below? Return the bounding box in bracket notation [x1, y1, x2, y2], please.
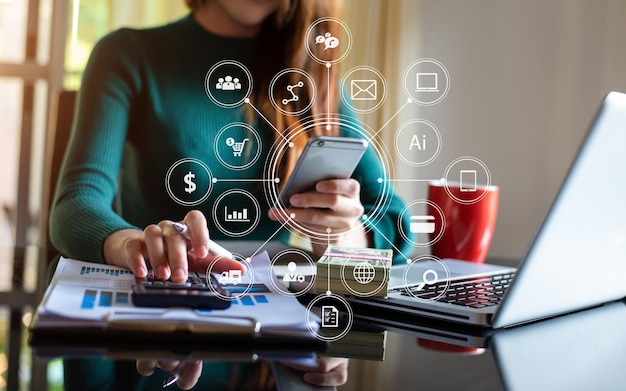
[460, 170, 477, 192]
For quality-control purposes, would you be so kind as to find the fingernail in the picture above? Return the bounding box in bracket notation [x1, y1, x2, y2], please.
[136, 265, 147, 277]
[158, 265, 170, 279]
[303, 373, 317, 383]
[172, 268, 186, 281]
[290, 195, 301, 206]
[197, 245, 208, 258]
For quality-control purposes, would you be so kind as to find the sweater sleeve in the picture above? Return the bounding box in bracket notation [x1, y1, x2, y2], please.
[338, 102, 413, 264]
[49, 30, 142, 263]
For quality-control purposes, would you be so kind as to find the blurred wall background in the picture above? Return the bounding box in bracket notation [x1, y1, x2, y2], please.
[344, 0, 626, 263]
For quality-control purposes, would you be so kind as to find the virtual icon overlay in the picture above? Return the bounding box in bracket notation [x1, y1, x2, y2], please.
[305, 17, 352, 64]
[205, 60, 253, 107]
[263, 114, 394, 248]
[306, 293, 354, 342]
[180, 14, 501, 342]
[315, 245, 392, 298]
[268, 68, 316, 116]
[398, 200, 446, 247]
[205, 254, 255, 302]
[211, 189, 260, 238]
[395, 119, 442, 167]
[340, 66, 387, 113]
[402, 255, 451, 302]
[269, 249, 316, 297]
[214, 122, 262, 170]
[442, 156, 493, 204]
[165, 158, 213, 207]
[403, 58, 450, 106]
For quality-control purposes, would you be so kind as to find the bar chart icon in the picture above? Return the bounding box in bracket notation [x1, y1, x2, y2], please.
[225, 206, 250, 222]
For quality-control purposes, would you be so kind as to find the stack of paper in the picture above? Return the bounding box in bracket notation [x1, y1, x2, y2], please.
[325, 330, 387, 361]
[30, 252, 319, 341]
[315, 245, 392, 297]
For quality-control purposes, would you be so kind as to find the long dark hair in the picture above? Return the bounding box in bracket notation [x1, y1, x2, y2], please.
[187, 0, 344, 180]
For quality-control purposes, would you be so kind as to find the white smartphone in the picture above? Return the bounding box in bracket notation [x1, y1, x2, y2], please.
[278, 136, 369, 207]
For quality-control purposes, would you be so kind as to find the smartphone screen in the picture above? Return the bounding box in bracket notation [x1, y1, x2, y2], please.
[278, 136, 368, 206]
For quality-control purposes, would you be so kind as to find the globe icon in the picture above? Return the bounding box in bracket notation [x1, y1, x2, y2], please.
[353, 262, 376, 284]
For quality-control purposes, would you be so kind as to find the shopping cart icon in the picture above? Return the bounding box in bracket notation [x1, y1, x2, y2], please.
[225, 137, 249, 157]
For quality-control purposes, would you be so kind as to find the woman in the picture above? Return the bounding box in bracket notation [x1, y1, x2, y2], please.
[52, 0, 407, 388]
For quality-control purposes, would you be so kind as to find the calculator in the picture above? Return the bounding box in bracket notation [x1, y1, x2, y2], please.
[131, 271, 232, 310]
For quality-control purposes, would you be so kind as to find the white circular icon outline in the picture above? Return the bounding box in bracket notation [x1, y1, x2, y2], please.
[397, 199, 446, 247]
[395, 119, 442, 167]
[402, 255, 451, 302]
[262, 114, 393, 246]
[268, 68, 317, 116]
[214, 122, 262, 170]
[204, 60, 253, 108]
[211, 189, 261, 238]
[403, 58, 451, 106]
[165, 158, 213, 207]
[340, 66, 388, 114]
[305, 17, 352, 65]
[443, 156, 492, 205]
[338, 252, 390, 297]
[305, 293, 354, 342]
[268, 249, 316, 297]
[205, 253, 254, 302]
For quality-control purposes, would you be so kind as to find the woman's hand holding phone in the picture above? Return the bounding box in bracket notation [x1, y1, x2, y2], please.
[103, 210, 245, 283]
[268, 178, 371, 255]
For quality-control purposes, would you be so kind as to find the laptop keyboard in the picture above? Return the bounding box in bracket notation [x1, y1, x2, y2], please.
[399, 272, 516, 308]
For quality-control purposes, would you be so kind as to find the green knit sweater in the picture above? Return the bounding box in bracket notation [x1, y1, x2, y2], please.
[50, 14, 411, 264]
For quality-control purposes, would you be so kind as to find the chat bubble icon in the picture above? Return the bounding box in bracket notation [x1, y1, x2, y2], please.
[315, 35, 326, 44]
[324, 36, 339, 50]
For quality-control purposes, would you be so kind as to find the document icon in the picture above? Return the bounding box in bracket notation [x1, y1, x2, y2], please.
[321, 305, 339, 328]
[351, 79, 377, 100]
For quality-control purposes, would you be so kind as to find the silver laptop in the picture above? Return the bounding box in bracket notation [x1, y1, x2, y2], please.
[349, 91, 626, 328]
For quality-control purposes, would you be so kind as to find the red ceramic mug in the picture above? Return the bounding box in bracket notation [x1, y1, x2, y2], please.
[427, 181, 499, 263]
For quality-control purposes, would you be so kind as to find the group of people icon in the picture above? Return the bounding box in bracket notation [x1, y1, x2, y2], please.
[216, 75, 242, 91]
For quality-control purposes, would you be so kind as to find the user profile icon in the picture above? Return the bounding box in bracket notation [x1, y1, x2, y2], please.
[205, 60, 252, 107]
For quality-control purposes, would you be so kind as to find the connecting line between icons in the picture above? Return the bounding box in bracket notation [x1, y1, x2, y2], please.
[371, 99, 411, 140]
[248, 215, 292, 260]
[362, 215, 412, 264]
[245, 99, 290, 143]
[326, 230, 331, 293]
[327, 64, 331, 127]
[379, 179, 442, 182]
[213, 178, 278, 183]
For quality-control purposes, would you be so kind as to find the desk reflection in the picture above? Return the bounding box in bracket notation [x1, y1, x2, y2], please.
[344, 301, 626, 391]
[60, 353, 348, 390]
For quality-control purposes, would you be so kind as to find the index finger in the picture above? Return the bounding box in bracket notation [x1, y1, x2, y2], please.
[182, 210, 209, 259]
[189, 254, 247, 275]
[316, 178, 360, 197]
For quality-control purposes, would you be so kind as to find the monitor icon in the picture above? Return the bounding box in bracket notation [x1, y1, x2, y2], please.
[416, 72, 439, 92]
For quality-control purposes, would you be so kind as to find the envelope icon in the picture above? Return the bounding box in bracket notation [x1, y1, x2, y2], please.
[351, 79, 377, 101]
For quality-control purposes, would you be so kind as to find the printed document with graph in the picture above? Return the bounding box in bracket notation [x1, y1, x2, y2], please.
[30, 252, 318, 339]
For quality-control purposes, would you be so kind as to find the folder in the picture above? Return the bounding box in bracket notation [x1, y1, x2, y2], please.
[29, 252, 324, 349]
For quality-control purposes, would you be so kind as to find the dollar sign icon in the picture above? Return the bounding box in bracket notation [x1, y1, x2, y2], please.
[184, 171, 196, 194]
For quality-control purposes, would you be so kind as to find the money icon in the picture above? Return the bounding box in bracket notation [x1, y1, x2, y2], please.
[184, 171, 196, 194]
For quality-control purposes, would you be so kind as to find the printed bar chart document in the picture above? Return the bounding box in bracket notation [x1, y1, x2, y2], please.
[30, 252, 319, 340]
